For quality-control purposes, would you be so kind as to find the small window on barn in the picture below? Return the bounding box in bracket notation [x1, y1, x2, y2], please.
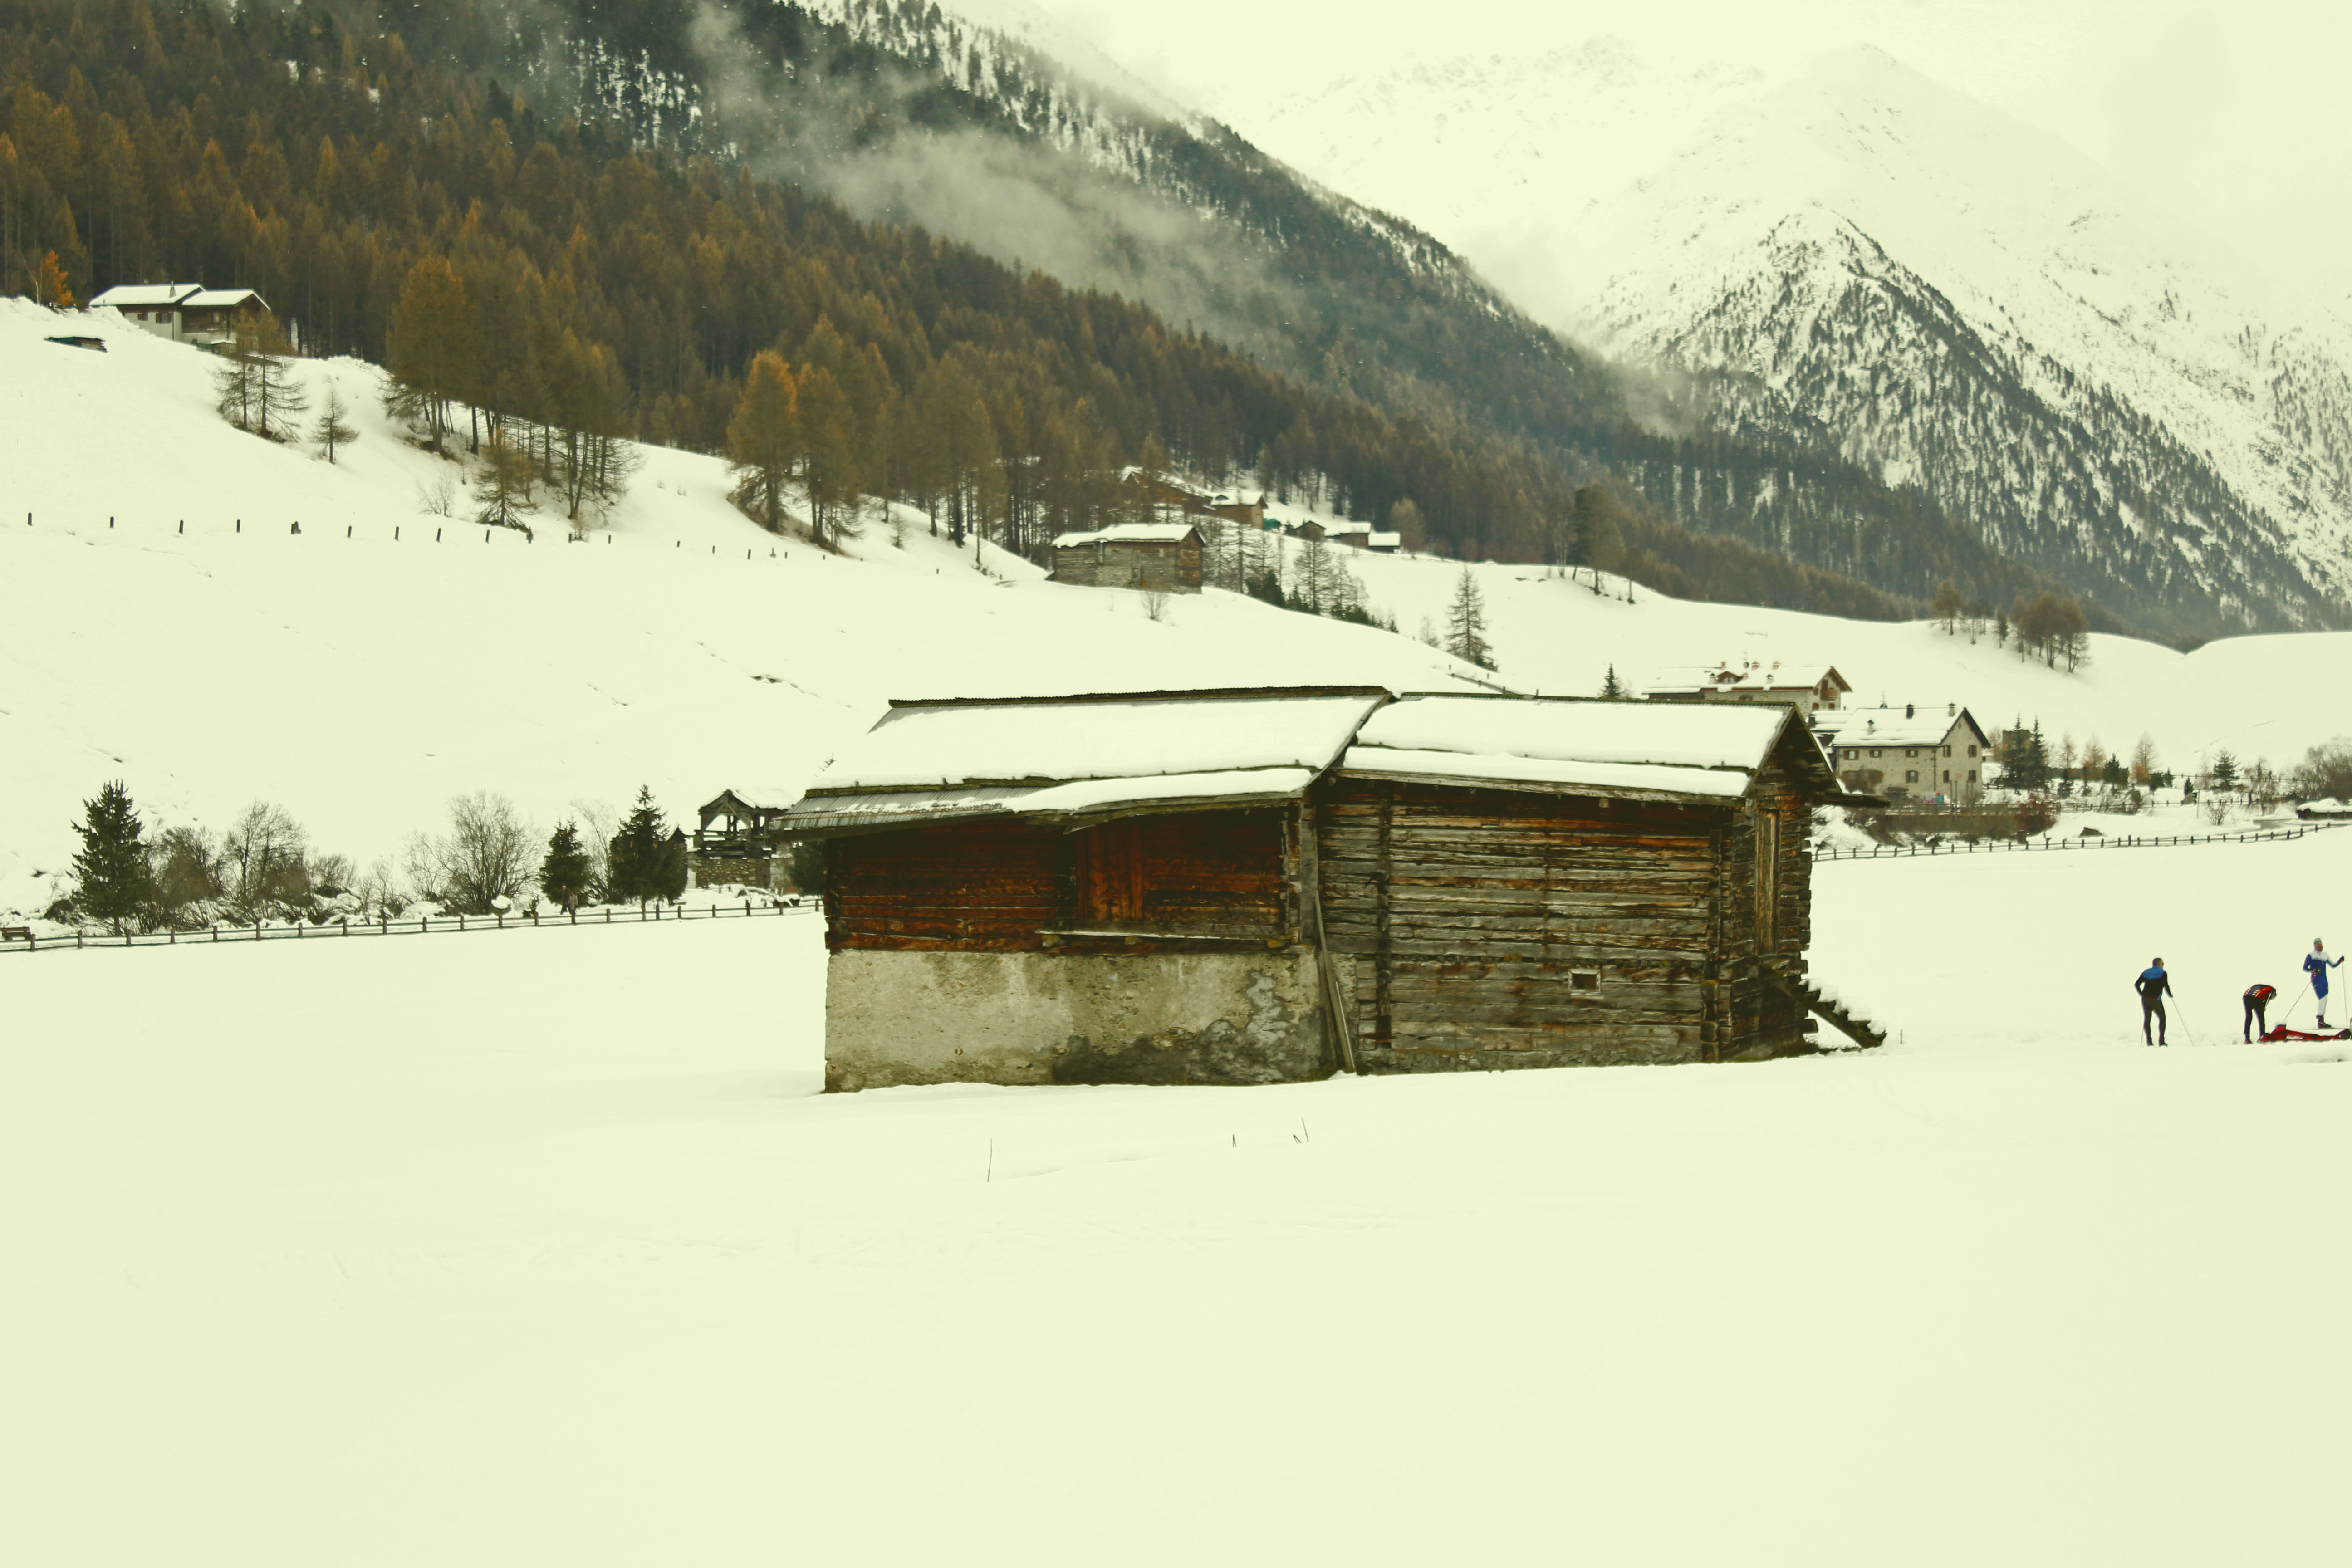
[1942, 745, 1952, 757]
[1906, 769, 1919, 783]
[1968, 769, 1978, 784]
[1969, 744, 1979, 757]
[1571, 969, 1600, 990]
[1869, 748, 1881, 758]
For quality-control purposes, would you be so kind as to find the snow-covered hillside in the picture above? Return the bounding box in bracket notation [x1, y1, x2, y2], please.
[11, 821, 2352, 1563]
[1253, 41, 2352, 638]
[10, 295, 2352, 916]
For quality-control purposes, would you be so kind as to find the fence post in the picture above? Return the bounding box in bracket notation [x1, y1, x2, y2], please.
[77, 930, 83, 949]
[460, 914, 466, 932]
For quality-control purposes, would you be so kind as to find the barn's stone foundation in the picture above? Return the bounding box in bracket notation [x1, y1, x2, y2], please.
[824, 948, 1329, 1090]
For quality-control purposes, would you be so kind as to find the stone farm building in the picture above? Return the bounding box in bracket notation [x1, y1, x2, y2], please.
[89, 283, 270, 348]
[1646, 662, 1852, 716]
[1049, 522, 1203, 592]
[691, 788, 799, 888]
[1813, 704, 1991, 803]
[780, 687, 1877, 1091]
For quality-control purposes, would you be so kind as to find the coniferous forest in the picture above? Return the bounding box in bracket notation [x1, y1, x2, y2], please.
[0, 0, 2102, 625]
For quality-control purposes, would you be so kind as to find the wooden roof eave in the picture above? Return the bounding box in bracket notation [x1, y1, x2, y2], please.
[1763, 708, 1845, 803]
[1331, 765, 1749, 812]
[778, 786, 1319, 842]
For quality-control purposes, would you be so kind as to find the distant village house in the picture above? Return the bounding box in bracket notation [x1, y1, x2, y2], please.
[779, 687, 1878, 1092]
[1647, 662, 1852, 716]
[1049, 522, 1203, 592]
[90, 283, 271, 348]
[1813, 703, 1991, 803]
[1119, 468, 1265, 530]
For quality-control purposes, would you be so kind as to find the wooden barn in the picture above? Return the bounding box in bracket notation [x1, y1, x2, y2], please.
[780, 688, 1877, 1091]
[1049, 522, 1203, 592]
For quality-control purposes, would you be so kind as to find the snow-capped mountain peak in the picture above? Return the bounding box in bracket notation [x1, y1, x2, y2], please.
[1250, 38, 2352, 637]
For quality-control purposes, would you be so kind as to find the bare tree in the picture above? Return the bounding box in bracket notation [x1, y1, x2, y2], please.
[409, 791, 536, 914]
[354, 858, 410, 919]
[222, 802, 310, 918]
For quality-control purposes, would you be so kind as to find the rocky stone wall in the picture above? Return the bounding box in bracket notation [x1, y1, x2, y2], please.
[824, 947, 1329, 1090]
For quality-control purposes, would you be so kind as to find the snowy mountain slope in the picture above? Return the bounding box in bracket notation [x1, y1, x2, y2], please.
[1252, 42, 2352, 639]
[10, 296, 2352, 915]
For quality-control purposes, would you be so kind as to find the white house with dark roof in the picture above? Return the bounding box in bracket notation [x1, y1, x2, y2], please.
[1647, 662, 1852, 715]
[1812, 703, 1992, 803]
[90, 283, 270, 347]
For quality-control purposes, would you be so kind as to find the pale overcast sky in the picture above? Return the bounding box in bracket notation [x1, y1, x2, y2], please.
[1032, 0, 2350, 301]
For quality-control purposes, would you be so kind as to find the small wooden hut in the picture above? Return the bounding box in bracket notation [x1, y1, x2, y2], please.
[1049, 523, 1203, 592]
[781, 689, 1871, 1091]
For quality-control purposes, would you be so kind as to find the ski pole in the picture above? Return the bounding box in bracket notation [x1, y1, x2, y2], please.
[2283, 979, 2311, 1027]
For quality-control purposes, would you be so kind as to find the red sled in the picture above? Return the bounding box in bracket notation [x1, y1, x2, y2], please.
[2260, 1024, 2352, 1042]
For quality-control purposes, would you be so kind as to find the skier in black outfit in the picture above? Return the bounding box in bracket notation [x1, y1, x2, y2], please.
[2244, 982, 2277, 1042]
[2135, 958, 2173, 1046]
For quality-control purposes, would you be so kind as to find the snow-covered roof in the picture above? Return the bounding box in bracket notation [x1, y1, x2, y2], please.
[1050, 522, 1199, 548]
[90, 283, 202, 309]
[183, 288, 264, 311]
[1366, 532, 1401, 548]
[1813, 706, 1983, 750]
[787, 688, 1388, 830]
[1340, 694, 1824, 802]
[1646, 663, 1849, 696]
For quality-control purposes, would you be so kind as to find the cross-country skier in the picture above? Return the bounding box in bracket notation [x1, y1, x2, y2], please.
[2244, 982, 2278, 1042]
[2136, 958, 2172, 1046]
[2306, 940, 2344, 1027]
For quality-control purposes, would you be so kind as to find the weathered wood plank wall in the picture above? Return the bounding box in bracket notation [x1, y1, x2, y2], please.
[1319, 781, 1723, 1069]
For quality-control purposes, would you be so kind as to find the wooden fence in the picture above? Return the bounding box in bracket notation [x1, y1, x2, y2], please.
[1818, 821, 2345, 863]
[1, 898, 817, 954]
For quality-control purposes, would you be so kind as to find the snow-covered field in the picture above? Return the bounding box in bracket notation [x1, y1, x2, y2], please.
[11, 296, 2352, 921]
[9, 830, 2352, 1564]
[15, 289, 2352, 1561]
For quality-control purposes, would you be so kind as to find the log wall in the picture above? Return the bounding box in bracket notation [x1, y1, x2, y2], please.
[1318, 781, 1725, 1069]
[825, 808, 1293, 953]
[1050, 538, 1204, 592]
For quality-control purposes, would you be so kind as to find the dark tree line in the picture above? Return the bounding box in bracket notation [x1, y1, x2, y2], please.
[2, 0, 1954, 615]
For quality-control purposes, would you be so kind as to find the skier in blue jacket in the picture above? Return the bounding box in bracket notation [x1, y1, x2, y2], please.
[2307, 940, 2344, 1027]
[2135, 959, 2172, 1046]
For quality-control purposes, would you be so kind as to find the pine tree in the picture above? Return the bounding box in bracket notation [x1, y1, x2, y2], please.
[606, 786, 666, 909]
[1445, 568, 1492, 668]
[214, 307, 307, 441]
[1599, 665, 1625, 699]
[726, 350, 800, 532]
[386, 255, 477, 453]
[539, 821, 592, 910]
[311, 382, 358, 463]
[72, 780, 151, 934]
[472, 430, 536, 530]
[798, 365, 859, 547]
[35, 247, 74, 308]
[2213, 750, 2240, 792]
[1930, 578, 1968, 633]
